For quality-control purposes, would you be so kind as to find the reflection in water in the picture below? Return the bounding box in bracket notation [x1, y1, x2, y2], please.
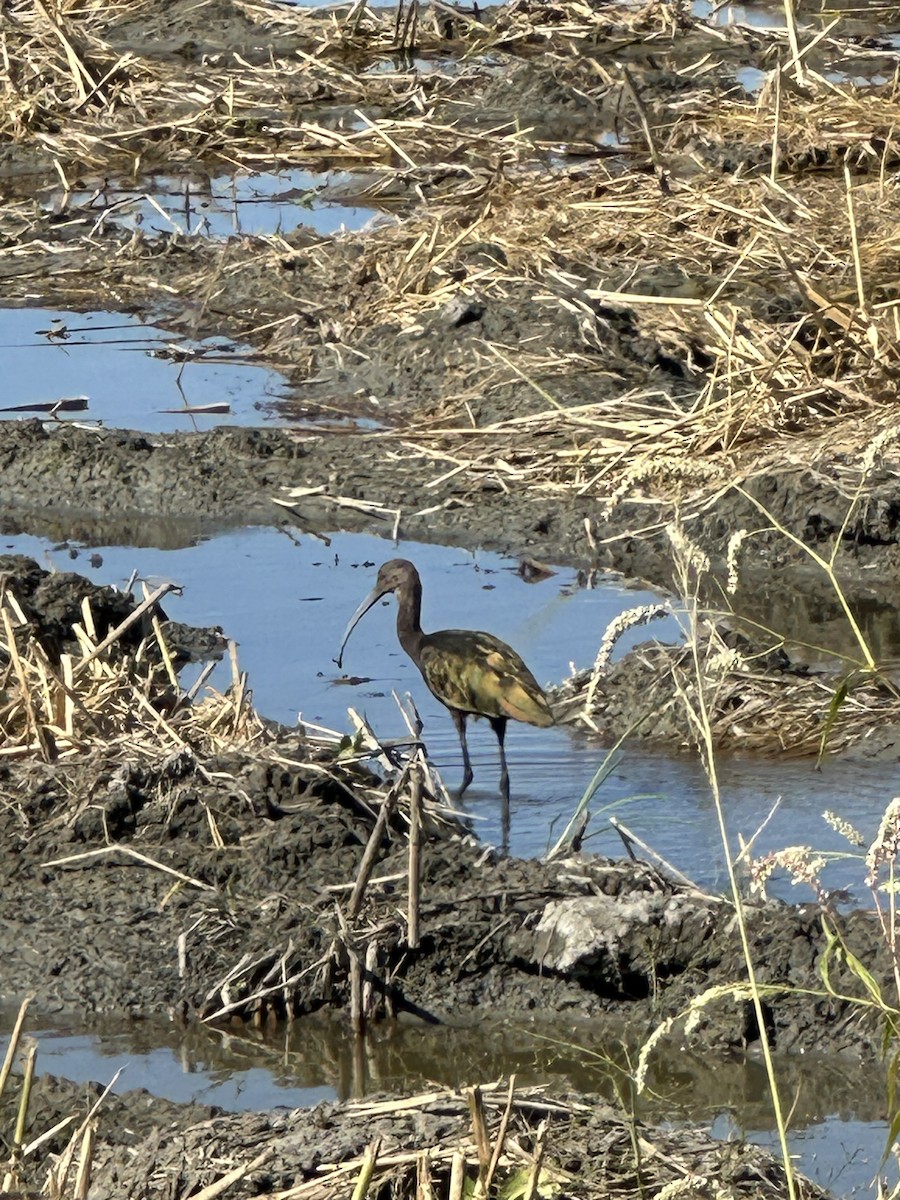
[692, 0, 900, 33]
[5, 1007, 888, 1125]
[729, 577, 900, 669]
[0, 307, 291, 434]
[0, 512, 224, 553]
[47, 168, 382, 241]
[3, 1008, 895, 1196]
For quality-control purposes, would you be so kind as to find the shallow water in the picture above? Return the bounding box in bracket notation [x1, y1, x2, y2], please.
[691, 0, 787, 26]
[1, 1007, 896, 1197]
[0, 307, 291, 433]
[2, 525, 895, 905]
[48, 168, 383, 240]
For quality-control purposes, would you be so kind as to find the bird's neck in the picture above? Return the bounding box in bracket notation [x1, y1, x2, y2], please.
[396, 578, 425, 659]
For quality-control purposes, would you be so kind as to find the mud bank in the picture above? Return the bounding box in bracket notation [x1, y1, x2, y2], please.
[3, 421, 900, 608]
[3, 1073, 826, 1200]
[3, 749, 889, 1058]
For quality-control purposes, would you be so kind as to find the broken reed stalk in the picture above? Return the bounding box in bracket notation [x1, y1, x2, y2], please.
[524, 1119, 549, 1200]
[610, 817, 702, 890]
[351, 1138, 381, 1200]
[41, 845, 215, 892]
[416, 1151, 434, 1200]
[466, 1086, 491, 1177]
[13, 1041, 36, 1151]
[190, 1149, 272, 1200]
[46, 1068, 122, 1198]
[350, 951, 364, 1036]
[483, 1075, 517, 1195]
[782, 0, 805, 86]
[407, 762, 422, 950]
[348, 780, 399, 919]
[0, 997, 31, 1105]
[73, 1122, 94, 1200]
[844, 163, 868, 318]
[73, 581, 178, 674]
[449, 1150, 466, 1200]
[1, 608, 42, 756]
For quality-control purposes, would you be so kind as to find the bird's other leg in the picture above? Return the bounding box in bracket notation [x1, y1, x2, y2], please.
[489, 716, 510, 803]
[451, 708, 474, 797]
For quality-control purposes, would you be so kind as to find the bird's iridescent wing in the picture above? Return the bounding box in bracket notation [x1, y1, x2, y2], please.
[419, 632, 554, 727]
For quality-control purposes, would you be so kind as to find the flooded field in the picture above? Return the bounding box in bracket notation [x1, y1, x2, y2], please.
[47, 167, 383, 241]
[3, 0, 900, 1195]
[0, 307, 292, 431]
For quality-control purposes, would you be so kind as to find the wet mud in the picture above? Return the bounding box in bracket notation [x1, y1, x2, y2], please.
[4, 418, 900, 604]
[3, 0, 900, 1191]
[0, 556, 877, 1195]
[4, 741, 889, 1058]
[2, 1072, 827, 1200]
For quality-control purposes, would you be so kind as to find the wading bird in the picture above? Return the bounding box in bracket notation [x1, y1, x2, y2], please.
[335, 559, 554, 800]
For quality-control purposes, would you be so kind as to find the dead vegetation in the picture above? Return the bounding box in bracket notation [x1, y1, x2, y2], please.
[91, 1079, 828, 1200]
[553, 614, 900, 757]
[1, 1066, 830, 1200]
[2, 0, 900, 760]
[0, 567, 268, 761]
[3, 0, 900, 547]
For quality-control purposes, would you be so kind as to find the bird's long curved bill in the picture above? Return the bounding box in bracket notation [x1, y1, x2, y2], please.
[334, 586, 384, 668]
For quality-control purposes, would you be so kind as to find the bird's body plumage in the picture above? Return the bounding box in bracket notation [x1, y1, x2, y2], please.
[417, 630, 554, 728]
[336, 558, 555, 801]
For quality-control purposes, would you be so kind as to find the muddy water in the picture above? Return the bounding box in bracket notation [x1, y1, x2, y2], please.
[2, 1007, 895, 1198]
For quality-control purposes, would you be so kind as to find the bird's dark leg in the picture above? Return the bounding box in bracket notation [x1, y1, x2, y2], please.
[489, 716, 510, 803]
[490, 716, 511, 853]
[451, 708, 474, 796]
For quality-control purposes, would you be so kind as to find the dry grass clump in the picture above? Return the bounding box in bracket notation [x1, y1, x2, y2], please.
[0, 568, 449, 827]
[84, 1077, 826, 1200]
[343, 136, 900, 515]
[0, 573, 262, 762]
[555, 617, 900, 756]
[275, 1082, 809, 1200]
[0, 0, 525, 179]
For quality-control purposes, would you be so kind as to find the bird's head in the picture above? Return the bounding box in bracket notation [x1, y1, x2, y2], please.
[334, 559, 421, 669]
[373, 558, 417, 595]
